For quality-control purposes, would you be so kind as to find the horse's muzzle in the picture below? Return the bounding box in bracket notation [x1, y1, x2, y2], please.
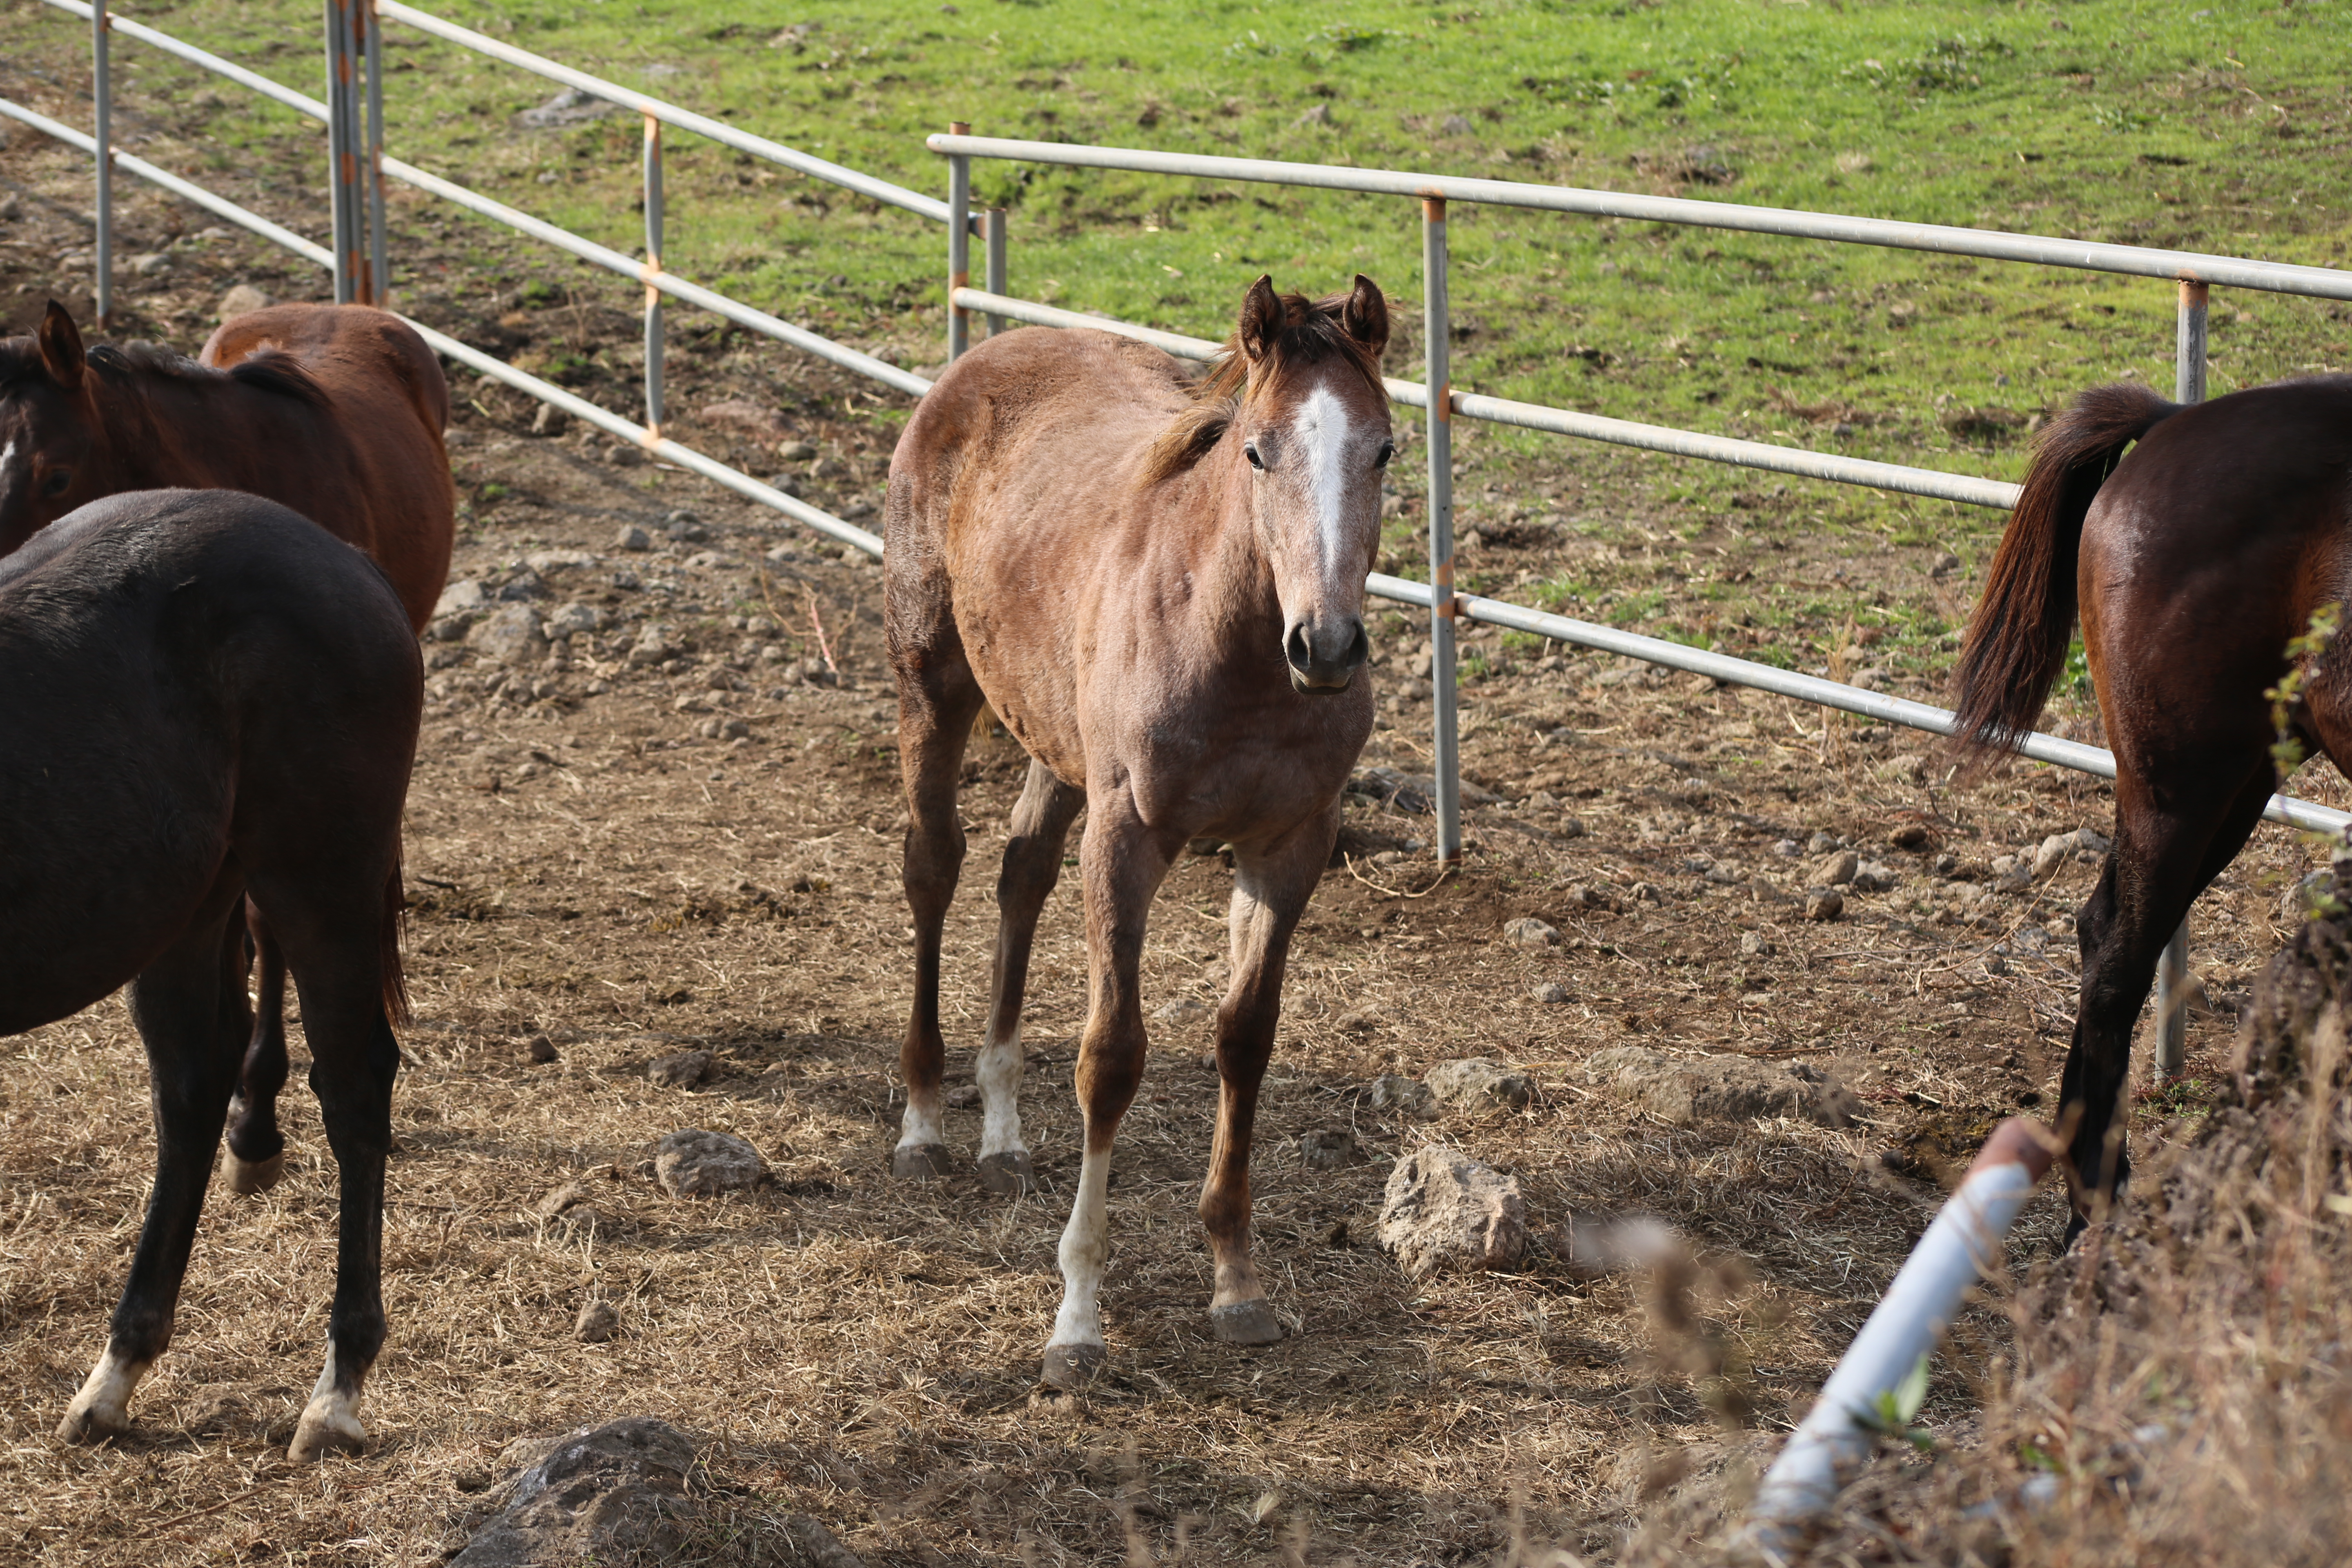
[1284, 616, 1368, 695]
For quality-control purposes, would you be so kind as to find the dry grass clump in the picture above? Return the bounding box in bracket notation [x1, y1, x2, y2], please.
[1628, 857, 2352, 1567]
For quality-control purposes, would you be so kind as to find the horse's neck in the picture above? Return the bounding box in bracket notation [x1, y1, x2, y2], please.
[100, 379, 276, 492]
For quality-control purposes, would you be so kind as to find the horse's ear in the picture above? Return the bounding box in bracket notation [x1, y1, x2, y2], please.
[36, 301, 85, 392]
[1340, 274, 1389, 361]
[1238, 274, 1282, 365]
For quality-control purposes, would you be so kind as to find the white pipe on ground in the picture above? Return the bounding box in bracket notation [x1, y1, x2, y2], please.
[1745, 1118, 2057, 1559]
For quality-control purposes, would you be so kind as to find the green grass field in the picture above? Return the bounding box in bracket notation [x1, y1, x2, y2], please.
[28, 0, 2352, 661]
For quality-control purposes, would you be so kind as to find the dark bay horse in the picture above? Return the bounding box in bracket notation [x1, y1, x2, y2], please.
[1953, 373, 2352, 1229]
[886, 275, 1393, 1387]
[2, 489, 420, 1460]
[0, 300, 452, 1201]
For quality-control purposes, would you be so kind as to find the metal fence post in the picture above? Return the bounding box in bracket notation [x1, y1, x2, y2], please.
[642, 112, 664, 438]
[946, 120, 970, 362]
[983, 206, 1007, 336]
[2154, 279, 2209, 1081]
[1422, 196, 1462, 864]
[361, 0, 388, 305]
[323, 0, 361, 304]
[90, 0, 111, 325]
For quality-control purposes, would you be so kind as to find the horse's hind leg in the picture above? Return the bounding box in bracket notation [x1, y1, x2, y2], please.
[59, 903, 248, 1444]
[224, 900, 291, 1195]
[1198, 817, 1330, 1348]
[2064, 752, 2273, 1231]
[265, 906, 401, 1462]
[975, 759, 1085, 1194]
[891, 637, 987, 1178]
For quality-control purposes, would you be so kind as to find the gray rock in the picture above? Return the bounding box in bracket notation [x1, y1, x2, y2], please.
[1531, 982, 1570, 1004]
[1154, 996, 1209, 1024]
[1298, 1127, 1360, 1170]
[1378, 1145, 1527, 1278]
[1426, 1057, 1535, 1111]
[777, 439, 819, 463]
[435, 579, 488, 617]
[615, 524, 653, 552]
[1502, 916, 1560, 949]
[1738, 930, 1775, 957]
[468, 604, 547, 667]
[1567, 884, 1619, 913]
[519, 87, 622, 128]
[217, 282, 272, 321]
[523, 1034, 559, 1065]
[1809, 849, 1859, 887]
[574, 1300, 620, 1343]
[654, 1128, 768, 1199]
[1849, 859, 1900, 894]
[1804, 889, 1844, 922]
[647, 1049, 713, 1089]
[1584, 1045, 1856, 1127]
[544, 602, 604, 639]
[1333, 1004, 1388, 1034]
[1990, 854, 2033, 893]
[530, 401, 569, 438]
[1806, 830, 1841, 853]
[626, 623, 676, 668]
[1366, 1074, 1435, 1117]
[449, 1417, 700, 1567]
[2034, 827, 2113, 878]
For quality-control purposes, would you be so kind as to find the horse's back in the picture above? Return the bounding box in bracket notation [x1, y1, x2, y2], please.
[0, 490, 420, 1031]
[200, 305, 454, 628]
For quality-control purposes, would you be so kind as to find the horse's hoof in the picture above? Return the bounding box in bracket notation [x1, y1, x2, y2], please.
[1040, 1342, 1106, 1390]
[55, 1404, 129, 1446]
[288, 1398, 368, 1463]
[225, 1149, 286, 1196]
[891, 1143, 955, 1180]
[978, 1151, 1036, 1195]
[1209, 1300, 1285, 1346]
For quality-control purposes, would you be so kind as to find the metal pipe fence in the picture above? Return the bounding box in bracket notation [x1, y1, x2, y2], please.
[15, 4, 2352, 1077]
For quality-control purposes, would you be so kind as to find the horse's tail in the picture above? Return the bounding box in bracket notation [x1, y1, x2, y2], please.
[380, 846, 411, 1029]
[1950, 382, 2181, 763]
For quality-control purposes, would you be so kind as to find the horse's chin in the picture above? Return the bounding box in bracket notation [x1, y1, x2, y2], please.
[1287, 671, 1357, 697]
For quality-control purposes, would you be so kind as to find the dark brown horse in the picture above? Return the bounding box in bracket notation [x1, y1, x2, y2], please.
[886, 275, 1393, 1387]
[1953, 373, 2352, 1230]
[3, 488, 420, 1460]
[0, 300, 453, 1203]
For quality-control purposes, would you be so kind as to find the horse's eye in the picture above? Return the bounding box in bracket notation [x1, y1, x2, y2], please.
[1374, 440, 1396, 469]
[38, 468, 71, 499]
[1244, 443, 1265, 471]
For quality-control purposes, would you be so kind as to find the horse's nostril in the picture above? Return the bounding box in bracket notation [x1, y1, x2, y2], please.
[1345, 620, 1369, 668]
[1285, 624, 1313, 674]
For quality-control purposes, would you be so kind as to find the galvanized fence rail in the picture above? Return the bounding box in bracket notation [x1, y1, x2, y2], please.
[931, 133, 2352, 1075]
[14, 5, 2352, 1078]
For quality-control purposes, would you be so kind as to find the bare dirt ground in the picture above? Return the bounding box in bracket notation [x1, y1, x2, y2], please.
[6, 105, 2352, 1568]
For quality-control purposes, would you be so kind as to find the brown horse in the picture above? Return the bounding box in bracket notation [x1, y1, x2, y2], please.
[886, 275, 1393, 1387]
[1953, 373, 2352, 1232]
[5, 489, 420, 1461]
[0, 300, 453, 1202]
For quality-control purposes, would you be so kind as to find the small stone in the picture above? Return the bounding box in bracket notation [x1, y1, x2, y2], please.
[128, 252, 170, 277]
[217, 282, 272, 321]
[653, 1128, 769, 1198]
[615, 524, 653, 552]
[1531, 982, 1570, 1004]
[1502, 916, 1560, 949]
[1739, 930, 1775, 957]
[435, 579, 488, 618]
[1441, 113, 1474, 135]
[1991, 854, 2033, 893]
[1557, 817, 1586, 839]
[1298, 1128, 1359, 1170]
[697, 399, 786, 439]
[647, 1049, 713, 1089]
[1427, 1057, 1535, 1111]
[544, 602, 604, 638]
[626, 624, 675, 668]
[1154, 996, 1209, 1024]
[1568, 884, 1619, 913]
[1366, 1074, 1436, 1117]
[1585, 1045, 1857, 1127]
[1806, 831, 1840, 853]
[1849, 859, 1900, 894]
[1889, 824, 1931, 850]
[530, 401, 570, 437]
[1333, 1005, 1387, 1034]
[573, 1300, 620, 1343]
[524, 1033, 559, 1065]
[1805, 889, 1844, 921]
[776, 439, 819, 462]
[1809, 849, 1859, 887]
[448, 1417, 703, 1568]
[468, 604, 547, 667]
[1378, 1145, 1527, 1278]
[537, 1182, 590, 1217]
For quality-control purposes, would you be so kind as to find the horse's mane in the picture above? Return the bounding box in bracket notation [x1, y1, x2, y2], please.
[86, 341, 331, 407]
[1137, 287, 1386, 488]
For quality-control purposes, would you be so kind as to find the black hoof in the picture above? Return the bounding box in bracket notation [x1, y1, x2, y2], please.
[891, 1143, 954, 1179]
[1209, 1300, 1284, 1346]
[1040, 1342, 1105, 1390]
[978, 1151, 1036, 1195]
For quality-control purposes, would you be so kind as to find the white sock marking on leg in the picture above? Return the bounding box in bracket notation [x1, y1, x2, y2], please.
[63, 1348, 150, 1432]
[1045, 1143, 1113, 1350]
[895, 1093, 944, 1152]
[975, 1022, 1027, 1160]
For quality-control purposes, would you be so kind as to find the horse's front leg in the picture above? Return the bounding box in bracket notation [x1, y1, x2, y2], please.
[1042, 793, 1175, 1389]
[1199, 813, 1331, 1347]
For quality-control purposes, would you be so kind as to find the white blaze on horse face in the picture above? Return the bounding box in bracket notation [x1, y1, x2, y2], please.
[1288, 385, 1361, 596]
[0, 439, 18, 502]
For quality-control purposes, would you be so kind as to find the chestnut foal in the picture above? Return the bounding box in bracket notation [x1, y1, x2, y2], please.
[885, 275, 1393, 1386]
